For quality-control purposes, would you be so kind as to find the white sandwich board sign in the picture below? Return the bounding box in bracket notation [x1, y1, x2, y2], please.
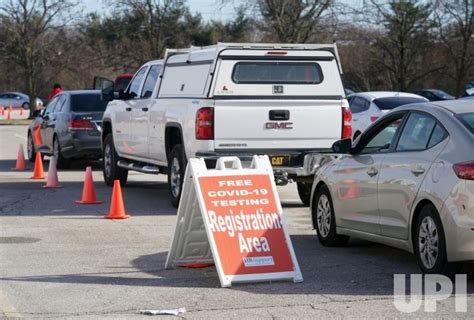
[165, 155, 303, 287]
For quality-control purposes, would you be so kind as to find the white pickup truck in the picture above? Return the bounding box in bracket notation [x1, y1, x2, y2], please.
[100, 43, 351, 207]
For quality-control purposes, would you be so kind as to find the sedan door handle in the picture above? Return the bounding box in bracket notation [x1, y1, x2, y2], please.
[125, 107, 132, 112]
[367, 168, 378, 177]
[411, 168, 425, 176]
[142, 107, 149, 112]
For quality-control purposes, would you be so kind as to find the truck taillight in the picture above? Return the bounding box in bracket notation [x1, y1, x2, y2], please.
[342, 107, 352, 139]
[453, 161, 474, 180]
[196, 107, 214, 140]
[68, 119, 93, 130]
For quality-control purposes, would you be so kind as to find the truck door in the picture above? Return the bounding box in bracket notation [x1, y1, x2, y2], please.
[132, 64, 161, 159]
[115, 66, 147, 157]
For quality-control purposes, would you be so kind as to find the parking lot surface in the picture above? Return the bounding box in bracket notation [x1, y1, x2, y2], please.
[1, 125, 472, 319]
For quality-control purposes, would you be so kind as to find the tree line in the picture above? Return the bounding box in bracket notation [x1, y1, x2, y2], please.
[0, 0, 472, 113]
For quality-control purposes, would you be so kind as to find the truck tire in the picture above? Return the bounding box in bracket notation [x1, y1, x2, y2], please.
[168, 144, 186, 208]
[103, 134, 128, 186]
[297, 182, 312, 206]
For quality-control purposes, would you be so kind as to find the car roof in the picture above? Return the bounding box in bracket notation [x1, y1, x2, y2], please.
[62, 90, 101, 95]
[431, 100, 474, 114]
[351, 91, 426, 101]
[0, 91, 28, 97]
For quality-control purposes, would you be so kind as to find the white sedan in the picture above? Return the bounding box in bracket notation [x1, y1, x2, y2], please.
[348, 91, 428, 139]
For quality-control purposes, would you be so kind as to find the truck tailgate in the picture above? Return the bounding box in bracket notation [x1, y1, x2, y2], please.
[213, 99, 342, 150]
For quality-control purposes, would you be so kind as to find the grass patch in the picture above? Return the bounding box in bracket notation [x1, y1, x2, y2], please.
[0, 119, 32, 126]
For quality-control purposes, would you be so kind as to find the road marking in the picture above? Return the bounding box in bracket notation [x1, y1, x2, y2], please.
[0, 290, 22, 319]
[14, 134, 26, 141]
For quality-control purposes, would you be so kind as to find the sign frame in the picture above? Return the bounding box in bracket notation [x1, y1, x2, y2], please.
[166, 155, 303, 287]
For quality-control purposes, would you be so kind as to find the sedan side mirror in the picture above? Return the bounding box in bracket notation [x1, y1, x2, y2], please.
[332, 139, 352, 153]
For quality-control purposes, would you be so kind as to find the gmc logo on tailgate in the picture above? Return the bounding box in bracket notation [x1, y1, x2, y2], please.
[265, 122, 293, 129]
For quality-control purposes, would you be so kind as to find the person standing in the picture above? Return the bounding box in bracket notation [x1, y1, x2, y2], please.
[461, 82, 473, 98]
[47, 83, 62, 100]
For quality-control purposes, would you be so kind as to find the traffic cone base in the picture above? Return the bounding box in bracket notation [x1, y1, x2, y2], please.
[104, 180, 130, 219]
[75, 199, 103, 204]
[44, 185, 62, 189]
[104, 214, 130, 219]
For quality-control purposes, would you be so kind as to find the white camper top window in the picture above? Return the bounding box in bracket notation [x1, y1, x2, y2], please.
[232, 62, 323, 84]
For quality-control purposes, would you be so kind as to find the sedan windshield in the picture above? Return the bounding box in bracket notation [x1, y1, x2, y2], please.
[457, 113, 474, 134]
[373, 97, 427, 110]
[71, 93, 108, 112]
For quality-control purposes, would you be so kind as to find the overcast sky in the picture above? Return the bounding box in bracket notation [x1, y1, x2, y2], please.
[80, 0, 246, 21]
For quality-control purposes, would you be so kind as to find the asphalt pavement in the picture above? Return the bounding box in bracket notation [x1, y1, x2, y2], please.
[0, 125, 472, 319]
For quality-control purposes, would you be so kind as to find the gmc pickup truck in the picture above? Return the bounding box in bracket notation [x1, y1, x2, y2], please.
[100, 43, 351, 207]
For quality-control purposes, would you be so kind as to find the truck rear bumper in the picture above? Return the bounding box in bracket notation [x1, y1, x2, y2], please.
[195, 150, 336, 177]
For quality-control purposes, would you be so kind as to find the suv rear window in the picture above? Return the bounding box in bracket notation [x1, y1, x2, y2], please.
[232, 62, 323, 84]
[373, 97, 426, 110]
[457, 113, 474, 134]
[71, 93, 108, 112]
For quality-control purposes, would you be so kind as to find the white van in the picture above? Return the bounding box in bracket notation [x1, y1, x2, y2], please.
[101, 43, 351, 207]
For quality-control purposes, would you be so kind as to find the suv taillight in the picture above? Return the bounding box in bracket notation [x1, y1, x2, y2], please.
[68, 119, 93, 130]
[342, 107, 352, 139]
[453, 161, 474, 180]
[196, 107, 214, 140]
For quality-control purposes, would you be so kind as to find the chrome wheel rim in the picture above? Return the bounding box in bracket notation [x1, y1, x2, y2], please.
[104, 144, 112, 178]
[317, 194, 331, 238]
[170, 157, 181, 198]
[27, 134, 34, 159]
[418, 216, 439, 269]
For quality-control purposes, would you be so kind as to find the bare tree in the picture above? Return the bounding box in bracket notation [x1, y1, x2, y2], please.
[258, 0, 334, 43]
[366, 0, 440, 91]
[435, 0, 474, 96]
[0, 0, 77, 114]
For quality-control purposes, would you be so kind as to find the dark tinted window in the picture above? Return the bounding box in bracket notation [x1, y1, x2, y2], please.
[115, 76, 132, 92]
[396, 113, 436, 151]
[232, 62, 323, 84]
[350, 97, 370, 113]
[457, 113, 474, 134]
[373, 97, 426, 110]
[70, 93, 107, 112]
[428, 124, 448, 148]
[140, 65, 161, 98]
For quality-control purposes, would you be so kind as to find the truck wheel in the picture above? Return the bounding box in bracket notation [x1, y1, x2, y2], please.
[53, 135, 71, 169]
[297, 182, 312, 206]
[103, 134, 128, 186]
[168, 144, 186, 208]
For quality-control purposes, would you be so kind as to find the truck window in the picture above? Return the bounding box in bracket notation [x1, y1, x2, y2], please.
[232, 62, 323, 84]
[126, 67, 148, 99]
[140, 65, 161, 98]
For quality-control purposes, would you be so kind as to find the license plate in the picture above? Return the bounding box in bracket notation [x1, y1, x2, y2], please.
[270, 155, 289, 166]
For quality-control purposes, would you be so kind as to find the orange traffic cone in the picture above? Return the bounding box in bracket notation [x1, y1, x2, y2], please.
[6, 108, 11, 121]
[76, 166, 102, 204]
[0, 106, 4, 116]
[30, 152, 45, 179]
[12, 144, 26, 171]
[104, 180, 130, 219]
[43, 155, 62, 188]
